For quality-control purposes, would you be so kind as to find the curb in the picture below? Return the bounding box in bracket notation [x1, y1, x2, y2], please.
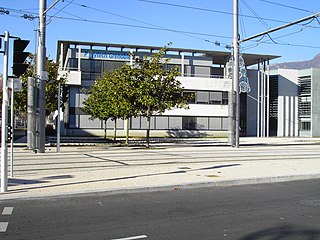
[1, 173, 320, 201]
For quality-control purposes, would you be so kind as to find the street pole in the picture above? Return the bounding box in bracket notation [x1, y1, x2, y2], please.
[233, 0, 240, 148]
[1, 31, 9, 192]
[27, 77, 35, 149]
[10, 78, 14, 177]
[57, 82, 61, 152]
[36, 0, 47, 153]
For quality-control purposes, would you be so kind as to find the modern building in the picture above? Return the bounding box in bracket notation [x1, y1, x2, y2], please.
[270, 67, 320, 137]
[56, 40, 279, 138]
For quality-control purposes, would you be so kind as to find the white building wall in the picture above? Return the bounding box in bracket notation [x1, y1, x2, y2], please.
[276, 69, 299, 137]
[176, 76, 231, 92]
[164, 104, 228, 117]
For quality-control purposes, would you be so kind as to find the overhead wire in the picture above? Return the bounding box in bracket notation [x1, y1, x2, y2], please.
[1, 2, 319, 52]
[57, 1, 234, 49]
[137, 0, 320, 29]
[259, 0, 315, 14]
[52, 7, 87, 21]
[47, 0, 75, 25]
[240, 0, 269, 29]
[242, 26, 320, 51]
[239, 4, 247, 39]
[0, 5, 232, 42]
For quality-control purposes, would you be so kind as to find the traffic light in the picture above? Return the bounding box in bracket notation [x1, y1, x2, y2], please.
[62, 85, 69, 103]
[6, 125, 13, 143]
[13, 39, 30, 77]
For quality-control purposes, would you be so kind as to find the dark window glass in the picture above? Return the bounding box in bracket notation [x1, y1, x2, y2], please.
[182, 117, 197, 130]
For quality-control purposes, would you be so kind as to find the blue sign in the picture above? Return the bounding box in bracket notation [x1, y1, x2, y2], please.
[83, 51, 130, 60]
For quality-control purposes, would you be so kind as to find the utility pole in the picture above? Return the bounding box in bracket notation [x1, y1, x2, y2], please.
[34, 0, 63, 153]
[36, 0, 47, 153]
[1, 31, 9, 192]
[27, 77, 35, 149]
[231, 0, 240, 148]
[57, 82, 61, 152]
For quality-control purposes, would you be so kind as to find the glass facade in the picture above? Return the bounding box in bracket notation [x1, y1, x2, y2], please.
[68, 88, 229, 130]
[131, 116, 228, 131]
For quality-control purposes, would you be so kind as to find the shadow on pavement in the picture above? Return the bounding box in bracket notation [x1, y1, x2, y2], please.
[10, 164, 241, 192]
[238, 225, 320, 240]
[8, 175, 74, 186]
[8, 178, 48, 186]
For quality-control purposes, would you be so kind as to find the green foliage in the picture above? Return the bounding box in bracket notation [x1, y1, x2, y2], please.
[131, 47, 189, 118]
[14, 56, 66, 117]
[129, 46, 189, 147]
[83, 45, 189, 145]
[83, 64, 138, 122]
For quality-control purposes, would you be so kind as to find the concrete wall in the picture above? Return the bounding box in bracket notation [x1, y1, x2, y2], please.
[311, 68, 320, 137]
[276, 69, 299, 137]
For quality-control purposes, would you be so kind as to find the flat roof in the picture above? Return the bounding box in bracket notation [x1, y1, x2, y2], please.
[57, 40, 280, 66]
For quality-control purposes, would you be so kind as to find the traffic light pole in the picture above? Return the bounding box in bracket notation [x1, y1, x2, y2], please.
[1, 31, 9, 192]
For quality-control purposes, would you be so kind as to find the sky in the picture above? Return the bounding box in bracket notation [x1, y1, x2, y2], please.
[0, 0, 319, 73]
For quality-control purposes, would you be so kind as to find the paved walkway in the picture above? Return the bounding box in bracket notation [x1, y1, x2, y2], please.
[1, 137, 320, 200]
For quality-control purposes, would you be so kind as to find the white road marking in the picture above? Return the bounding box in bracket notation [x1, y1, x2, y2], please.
[2, 207, 14, 215]
[111, 235, 148, 240]
[0, 222, 9, 232]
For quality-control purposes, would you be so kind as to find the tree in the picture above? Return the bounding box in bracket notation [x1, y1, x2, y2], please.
[83, 64, 138, 140]
[83, 46, 189, 146]
[131, 47, 189, 148]
[14, 56, 66, 118]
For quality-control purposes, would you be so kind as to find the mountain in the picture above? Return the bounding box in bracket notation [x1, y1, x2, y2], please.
[271, 53, 320, 70]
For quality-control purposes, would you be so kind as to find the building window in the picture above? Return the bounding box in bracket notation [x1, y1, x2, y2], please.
[195, 91, 209, 104]
[155, 116, 169, 129]
[183, 90, 228, 105]
[131, 117, 141, 129]
[183, 91, 196, 104]
[164, 64, 181, 72]
[141, 117, 155, 130]
[182, 117, 197, 130]
[209, 91, 222, 104]
[103, 61, 126, 72]
[300, 121, 311, 131]
[222, 117, 229, 130]
[169, 117, 182, 129]
[209, 117, 222, 130]
[222, 91, 228, 105]
[196, 117, 209, 130]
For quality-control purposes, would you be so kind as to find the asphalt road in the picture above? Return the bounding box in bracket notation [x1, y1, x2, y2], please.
[1, 179, 320, 240]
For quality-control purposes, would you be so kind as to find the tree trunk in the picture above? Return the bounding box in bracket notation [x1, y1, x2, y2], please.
[104, 120, 107, 139]
[125, 118, 129, 145]
[113, 119, 117, 141]
[146, 115, 151, 148]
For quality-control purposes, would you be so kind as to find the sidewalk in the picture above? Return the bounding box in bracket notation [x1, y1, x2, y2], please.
[1, 137, 320, 200]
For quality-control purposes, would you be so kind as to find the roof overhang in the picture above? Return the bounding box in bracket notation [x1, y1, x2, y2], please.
[57, 40, 280, 66]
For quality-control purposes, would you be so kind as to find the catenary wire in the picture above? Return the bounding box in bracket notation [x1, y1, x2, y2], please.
[1, 4, 319, 51]
[240, 0, 269, 29]
[1, 6, 232, 43]
[259, 0, 315, 14]
[45, 1, 234, 49]
[47, 0, 75, 24]
[137, 0, 320, 29]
